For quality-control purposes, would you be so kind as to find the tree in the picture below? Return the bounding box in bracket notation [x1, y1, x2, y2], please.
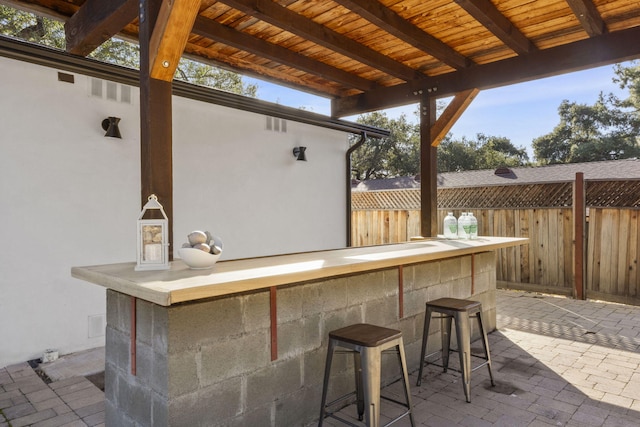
[614, 60, 640, 110]
[351, 107, 529, 178]
[437, 133, 529, 172]
[175, 58, 257, 97]
[0, 6, 64, 49]
[350, 111, 420, 180]
[533, 92, 640, 164]
[533, 61, 640, 164]
[0, 5, 257, 96]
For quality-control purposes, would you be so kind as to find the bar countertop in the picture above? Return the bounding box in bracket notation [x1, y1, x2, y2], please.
[71, 237, 528, 306]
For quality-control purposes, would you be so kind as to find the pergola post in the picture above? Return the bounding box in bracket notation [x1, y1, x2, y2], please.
[574, 172, 586, 299]
[420, 94, 438, 238]
[139, 0, 174, 258]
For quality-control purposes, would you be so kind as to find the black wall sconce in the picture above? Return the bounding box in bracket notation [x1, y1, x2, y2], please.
[102, 117, 122, 139]
[293, 146, 307, 161]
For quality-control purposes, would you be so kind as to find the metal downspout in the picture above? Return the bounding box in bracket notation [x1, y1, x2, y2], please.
[346, 132, 367, 247]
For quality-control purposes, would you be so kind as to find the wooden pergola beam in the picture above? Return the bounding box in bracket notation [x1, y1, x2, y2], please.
[191, 16, 377, 92]
[430, 88, 479, 146]
[333, 0, 470, 69]
[332, 25, 640, 117]
[218, 0, 421, 82]
[64, 0, 138, 56]
[565, 0, 607, 36]
[149, 0, 200, 81]
[455, 0, 535, 55]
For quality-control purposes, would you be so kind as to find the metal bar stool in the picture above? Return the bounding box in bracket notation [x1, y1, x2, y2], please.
[319, 323, 415, 427]
[416, 298, 495, 402]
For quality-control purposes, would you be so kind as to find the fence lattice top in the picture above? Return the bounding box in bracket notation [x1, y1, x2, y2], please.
[351, 180, 640, 210]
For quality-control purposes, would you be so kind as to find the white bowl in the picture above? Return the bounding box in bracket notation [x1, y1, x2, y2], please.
[178, 247, 221, 269]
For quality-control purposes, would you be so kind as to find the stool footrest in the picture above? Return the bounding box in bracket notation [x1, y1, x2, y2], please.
[325, 414, 361, 427]
[422, 359, 490, 375]
[324, 390, 358, 410]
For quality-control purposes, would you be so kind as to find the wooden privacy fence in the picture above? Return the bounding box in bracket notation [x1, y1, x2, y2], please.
[351, 178, 640, 305]
[587, 208, 640, 304]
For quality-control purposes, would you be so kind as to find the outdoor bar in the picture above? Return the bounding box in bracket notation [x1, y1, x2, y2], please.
[72, 236, 526, 426]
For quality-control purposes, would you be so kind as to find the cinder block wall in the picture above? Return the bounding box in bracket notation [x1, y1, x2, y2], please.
[104, 252, 496, 426]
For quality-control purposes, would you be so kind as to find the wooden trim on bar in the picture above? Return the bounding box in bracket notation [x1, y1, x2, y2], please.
[130, 296, 137, 376]
[398, 265, 404, 319]
[471, 253, 475, 295]
[270, 286, 278, 361]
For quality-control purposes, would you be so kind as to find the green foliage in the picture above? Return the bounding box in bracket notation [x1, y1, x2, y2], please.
[175, 58, 258, 97]
[350, 111, 420, 180]
[0, 6, 64, 49]
[351, 109, 529, 177]
[0, 5, 256, 96]
[614, 60, 640, 111]
[533, 92, 640, 164]
[437, 133, 529, 172]
[90, 39, 140, 69]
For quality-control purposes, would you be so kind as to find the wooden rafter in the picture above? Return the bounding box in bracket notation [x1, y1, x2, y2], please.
[64, 0, 138, 56]
[8, 0, 640, 116]
[191, 16, 377, 92]
[430, 88, 479, 147]
[565, 0, 607, 36]
[455, 0, 535, 55]
[332, 0, 470, 70]
[217, 0, 422, 82]
[332, 25, 640, 117]
[149, 0, 201, 81]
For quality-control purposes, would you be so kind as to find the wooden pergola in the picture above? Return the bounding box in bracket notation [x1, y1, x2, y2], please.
[6, 0, 640, 239]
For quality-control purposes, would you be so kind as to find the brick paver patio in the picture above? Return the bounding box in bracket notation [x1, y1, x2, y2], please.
[2, 289, 639, 426]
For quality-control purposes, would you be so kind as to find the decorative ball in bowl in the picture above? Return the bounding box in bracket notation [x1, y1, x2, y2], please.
[178, 231, 224, 269]
[178, 247, 221, 269]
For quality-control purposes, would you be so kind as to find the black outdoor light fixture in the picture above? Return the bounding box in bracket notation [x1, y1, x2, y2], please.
[102, 116, 122, 139]
[293, 146, 307, 161]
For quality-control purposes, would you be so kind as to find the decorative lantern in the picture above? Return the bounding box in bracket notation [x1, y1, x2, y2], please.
[136, 194, 170, 271]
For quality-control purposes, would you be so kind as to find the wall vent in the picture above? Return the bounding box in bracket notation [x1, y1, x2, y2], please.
[88, 314, 106, 338]
[106, 81, 117, 101]
[265, 116, 287, 133]
[121, 85, 131, 103]
[89, 77, 132, 104]
[91, 78, 102, 97]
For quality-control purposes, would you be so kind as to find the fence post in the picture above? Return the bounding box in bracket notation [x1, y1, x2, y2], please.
[574, 172, 586, 300]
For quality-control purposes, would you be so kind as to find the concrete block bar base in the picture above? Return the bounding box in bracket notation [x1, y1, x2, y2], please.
[73, 238, 526, 426]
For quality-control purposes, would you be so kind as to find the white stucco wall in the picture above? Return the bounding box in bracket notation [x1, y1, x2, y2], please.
[0, 55, 348, 367]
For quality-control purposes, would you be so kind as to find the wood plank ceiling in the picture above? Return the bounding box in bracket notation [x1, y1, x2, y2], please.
[8, 0, 640, 118]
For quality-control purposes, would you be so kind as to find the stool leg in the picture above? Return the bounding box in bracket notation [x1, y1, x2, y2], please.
[454, 312, 472, 403]
[354, 352, 364, 421]
[361, 346, 381, 427]
[319, 339, 336, 426]
[441, 315, 453, 372]
[416, 306, 433, 386]
[476, 312, 495, 386]
[396, 342, 416, 427]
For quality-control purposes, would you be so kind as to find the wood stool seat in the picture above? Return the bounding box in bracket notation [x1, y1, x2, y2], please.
[329, 323, 403, 347]
[416, 297, 495, 402]
[424, 297, 482, 313]
[320, 323, 415, 427]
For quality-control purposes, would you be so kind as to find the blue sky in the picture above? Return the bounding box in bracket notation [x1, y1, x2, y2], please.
[246, 62, 633, 160]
